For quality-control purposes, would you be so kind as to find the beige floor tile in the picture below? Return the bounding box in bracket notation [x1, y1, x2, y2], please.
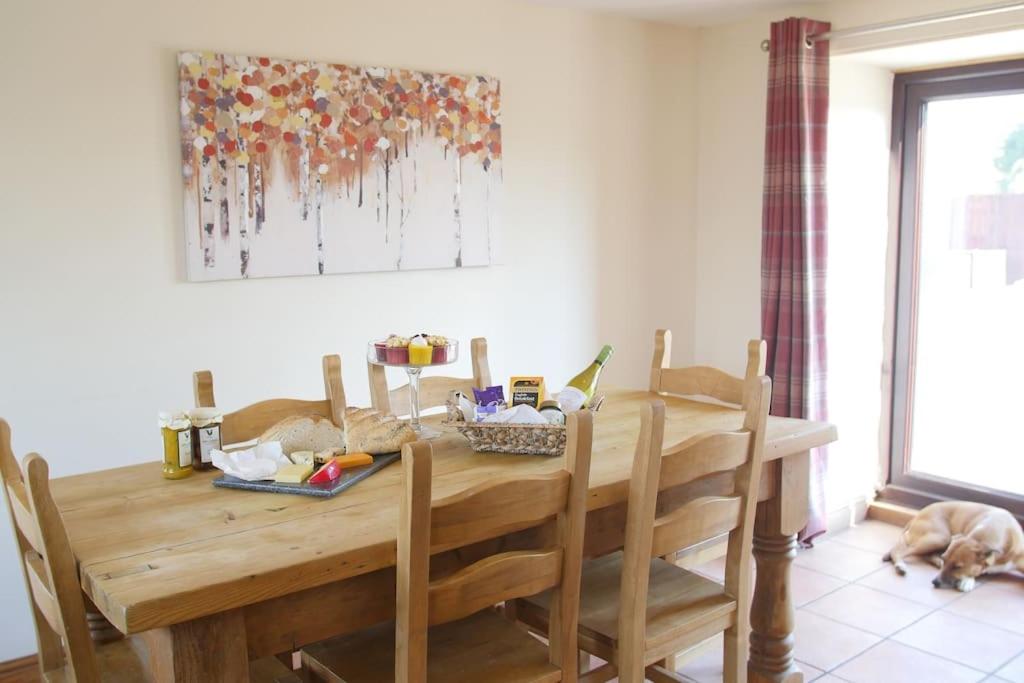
[997, 650, 1024, 683]
[830, 520, 905, 555]
[946, 580, 1024, 635]
[792, 565, 848, 607]
[795, 540, 886, 581]
[796, 660, 827, 681]
[816, 676, 850, 682]
[892, 611, 1024, 672]
[793, 610, 882, 671]
[675, 636, 724, 683]
[832, 640, 985, 683]
[803, 584, 933, 636]
[857, 558, 965, 608]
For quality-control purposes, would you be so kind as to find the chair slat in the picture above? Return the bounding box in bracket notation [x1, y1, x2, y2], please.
[659, 431, 751, 490]
[7, 483, 43, 554]
[656, 367, 744, 405]
[25, 551, 63, 636]
[388, 377, 475, 418]
[650, 496, 743, 559]
[430, 472, 570, 551]
[428, 549, 563, 626]
[221, 398, 333, 445]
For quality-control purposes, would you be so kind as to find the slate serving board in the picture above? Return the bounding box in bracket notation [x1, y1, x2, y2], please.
[213, 452, 400, 498]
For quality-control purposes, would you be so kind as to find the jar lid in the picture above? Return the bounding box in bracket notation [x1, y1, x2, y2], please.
[538, 400, 562, 412]
[187, 407, 223, 426]
[158, 412, 191, 430]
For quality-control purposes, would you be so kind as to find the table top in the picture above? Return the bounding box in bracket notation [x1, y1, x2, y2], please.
[52, 388, 836, 635]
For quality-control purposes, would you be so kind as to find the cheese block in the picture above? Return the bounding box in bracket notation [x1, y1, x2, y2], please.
[290, 450, 315, 466]
[332, 452, 374, 469]
[274, 463, 313, 484]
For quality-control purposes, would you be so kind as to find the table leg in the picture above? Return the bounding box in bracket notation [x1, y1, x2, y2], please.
[144, 609, 249, 682]
[748, 452, 809, 683]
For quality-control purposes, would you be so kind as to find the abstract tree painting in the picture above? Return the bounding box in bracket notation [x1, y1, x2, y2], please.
[177, 52, 502, 281]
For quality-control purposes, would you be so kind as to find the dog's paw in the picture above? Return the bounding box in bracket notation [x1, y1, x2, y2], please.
[894, 562, 907, 576]
[955, 577, 976, 592]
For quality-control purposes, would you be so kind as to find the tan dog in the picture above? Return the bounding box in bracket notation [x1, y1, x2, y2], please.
[884, 501, 1024, 592]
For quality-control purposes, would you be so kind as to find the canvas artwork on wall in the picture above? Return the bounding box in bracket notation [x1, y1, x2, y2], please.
[177, 51, 502, 281]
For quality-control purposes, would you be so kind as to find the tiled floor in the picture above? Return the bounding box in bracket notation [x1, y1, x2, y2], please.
[671, 520, 1024, 683]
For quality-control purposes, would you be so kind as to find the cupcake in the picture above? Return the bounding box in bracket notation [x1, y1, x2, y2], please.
[426, 335, 449, 364]
[408, 335, 433, 365]
[385, 336, 410, 364]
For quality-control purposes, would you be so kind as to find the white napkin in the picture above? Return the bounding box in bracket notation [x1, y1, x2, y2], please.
[211, 441, 290, 481]
[483, 404, 550, 425]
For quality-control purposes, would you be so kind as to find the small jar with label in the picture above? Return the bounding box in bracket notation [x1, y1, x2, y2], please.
[188, 408, 223, 471]
[538, 400, 566, 426]
[159, 412, 193, 480]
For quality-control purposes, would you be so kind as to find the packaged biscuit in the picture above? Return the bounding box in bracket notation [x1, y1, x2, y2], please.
[509, 377, 545, 410]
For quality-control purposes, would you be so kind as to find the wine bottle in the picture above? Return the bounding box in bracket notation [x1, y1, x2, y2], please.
[565, 345, 615, 404]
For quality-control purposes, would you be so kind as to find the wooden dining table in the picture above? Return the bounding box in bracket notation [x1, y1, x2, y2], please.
[52, 387, 836, 683]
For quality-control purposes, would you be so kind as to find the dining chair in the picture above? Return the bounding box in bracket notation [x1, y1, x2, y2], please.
[649, 330, 766, 407]
[367, 337, 491, 416]
[194, 354, 347, 445]
[0, 419, 300, 683]
[515, 376, 772, 683]
[300, 409, 594, 682]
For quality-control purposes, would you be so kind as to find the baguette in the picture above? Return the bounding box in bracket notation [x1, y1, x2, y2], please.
[343, 407, 416, 455]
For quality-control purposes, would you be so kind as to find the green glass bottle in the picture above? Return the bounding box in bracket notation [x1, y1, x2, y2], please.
[566, 345, 615, 403]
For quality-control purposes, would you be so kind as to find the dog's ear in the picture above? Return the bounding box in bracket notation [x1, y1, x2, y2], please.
[977, 546, 999, 564]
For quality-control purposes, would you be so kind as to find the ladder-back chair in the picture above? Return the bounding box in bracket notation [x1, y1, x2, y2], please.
[194, 354, 347, 445]
[301, 410, 594, 682]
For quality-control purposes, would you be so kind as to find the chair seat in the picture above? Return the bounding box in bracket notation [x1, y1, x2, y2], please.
[42, 636, 298, 683]
[519, 551, 737, 664]
[301, 609, 562, 683]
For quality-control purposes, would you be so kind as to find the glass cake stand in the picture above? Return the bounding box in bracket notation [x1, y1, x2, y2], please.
[366, 339, 460, 439]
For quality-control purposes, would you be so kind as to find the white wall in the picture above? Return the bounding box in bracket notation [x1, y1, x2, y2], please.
[0, 0, 697, 660]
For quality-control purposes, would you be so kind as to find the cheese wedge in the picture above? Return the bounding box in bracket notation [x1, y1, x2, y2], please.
[274, 463, 313, 484]
[332, 452, 374, 470]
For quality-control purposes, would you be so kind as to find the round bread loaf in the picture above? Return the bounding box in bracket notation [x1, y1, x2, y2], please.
[258, 415, 345, 455]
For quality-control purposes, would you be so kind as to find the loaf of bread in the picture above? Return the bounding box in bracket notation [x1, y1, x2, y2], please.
[343, 407, 416, 455]
[258, 415, 345, 456]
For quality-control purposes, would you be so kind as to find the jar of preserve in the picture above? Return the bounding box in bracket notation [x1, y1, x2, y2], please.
[159, 412, 193, 480]
[188, 408, 223, 471]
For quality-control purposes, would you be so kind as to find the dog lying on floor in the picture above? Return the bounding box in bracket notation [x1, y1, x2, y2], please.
[883, 501, 1024, 592]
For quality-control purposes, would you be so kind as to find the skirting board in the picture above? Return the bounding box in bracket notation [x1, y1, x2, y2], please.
[0, 655, 38, 683]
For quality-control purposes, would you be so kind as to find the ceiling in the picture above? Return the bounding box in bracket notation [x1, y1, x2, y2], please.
[523, 0, 823, 26]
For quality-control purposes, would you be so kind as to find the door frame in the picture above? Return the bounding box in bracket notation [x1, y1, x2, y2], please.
[881, 58, 1024, 520]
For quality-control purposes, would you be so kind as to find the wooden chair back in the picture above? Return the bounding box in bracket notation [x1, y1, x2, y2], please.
[395, 409, 593, 682]
[616, 376, 772, 679]
[194, 354, 347, 445]
[649, 330, 766, 406]
[369, 337, 491, 416]
[0, 420, 102, 682]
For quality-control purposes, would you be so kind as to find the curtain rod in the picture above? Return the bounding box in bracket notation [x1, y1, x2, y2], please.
[759, 0, 1024, 51]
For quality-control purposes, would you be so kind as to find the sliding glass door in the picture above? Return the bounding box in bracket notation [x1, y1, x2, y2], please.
[888, 60, 1024, 516]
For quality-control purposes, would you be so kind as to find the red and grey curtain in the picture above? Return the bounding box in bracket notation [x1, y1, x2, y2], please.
[761, 17, 830, 544]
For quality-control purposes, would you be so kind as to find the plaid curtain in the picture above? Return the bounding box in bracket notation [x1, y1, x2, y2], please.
[761, 17, 830, 544]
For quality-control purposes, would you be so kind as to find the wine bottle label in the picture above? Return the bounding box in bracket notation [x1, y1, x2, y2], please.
[176, 430, 193, 468]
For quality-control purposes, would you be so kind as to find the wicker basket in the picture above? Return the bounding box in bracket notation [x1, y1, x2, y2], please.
[450, 420, 567, 456]
[445, 395, 604, 457]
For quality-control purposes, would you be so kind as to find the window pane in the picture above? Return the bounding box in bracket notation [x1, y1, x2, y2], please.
[909, 93, 1024, 494]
